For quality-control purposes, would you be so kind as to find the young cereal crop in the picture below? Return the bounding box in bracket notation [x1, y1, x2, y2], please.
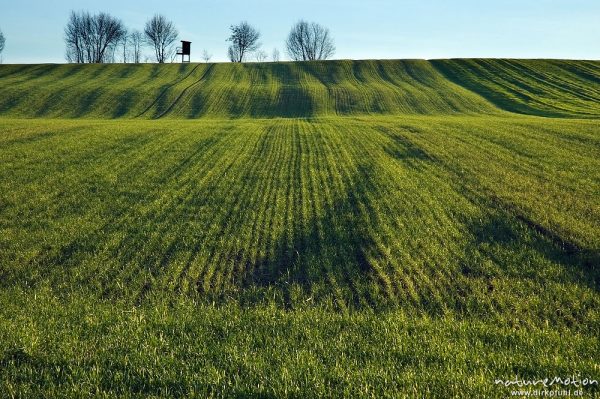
[0, 60, 598, 397]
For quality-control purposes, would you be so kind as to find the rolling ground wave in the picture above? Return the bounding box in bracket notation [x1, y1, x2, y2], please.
[0, 118, 597, 319]
[1, 59, 599, 118]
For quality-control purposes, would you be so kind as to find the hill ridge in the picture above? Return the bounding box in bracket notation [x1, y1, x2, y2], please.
[0, 59, 599, 119]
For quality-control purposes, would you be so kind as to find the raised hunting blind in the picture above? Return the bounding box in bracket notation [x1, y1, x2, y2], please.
[177, 41, 191, 63]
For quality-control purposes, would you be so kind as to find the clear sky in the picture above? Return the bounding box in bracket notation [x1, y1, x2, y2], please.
[0, 0, 598, 63]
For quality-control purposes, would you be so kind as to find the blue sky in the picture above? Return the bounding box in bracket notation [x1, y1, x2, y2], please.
[0, 0, 598, 63]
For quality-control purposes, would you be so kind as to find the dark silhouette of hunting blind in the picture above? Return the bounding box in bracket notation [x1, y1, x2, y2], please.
[177, 41, 191, 63]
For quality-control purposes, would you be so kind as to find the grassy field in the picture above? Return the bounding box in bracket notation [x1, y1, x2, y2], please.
[1, 59, 599, 119]
[0, 60, 599, 397]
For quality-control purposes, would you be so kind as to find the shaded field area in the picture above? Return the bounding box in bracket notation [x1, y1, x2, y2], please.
[1, 59, 600, 119]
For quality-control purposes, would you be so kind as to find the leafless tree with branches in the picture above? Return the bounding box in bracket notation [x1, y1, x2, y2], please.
[256, 50, 268, 62]
[227, 21, 260, 62]
[119, 31, 129, 63]
[202, 49, 212, 63]
[129, 30, 143, 63]
[286, 20, 335, 61]
[65, 11, 126, 63]
[144, 14, 178, 63]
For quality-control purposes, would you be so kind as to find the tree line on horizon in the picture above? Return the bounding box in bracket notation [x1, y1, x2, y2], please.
[63, 11, 335, 64]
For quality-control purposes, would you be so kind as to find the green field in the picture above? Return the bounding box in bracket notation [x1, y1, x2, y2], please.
[0, 60, 599, 397]
[2, 59, 600, 119]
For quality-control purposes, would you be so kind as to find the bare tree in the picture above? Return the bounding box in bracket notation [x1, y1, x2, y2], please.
[65, 11, 85, 63]
[227, 21, 260, 62]
[227, 46, 242, 63]
[202, 49, 212, 63]
[120, 33, 128, 63]
[64, 11, 126, 63]
[255, 50, 268, 62]
[0, 29, 5, 63]
[286, 21, 335, 61]
[129, 30, 143, 63]
[272, 48, 280, 62]
[144, 15, 178, 63]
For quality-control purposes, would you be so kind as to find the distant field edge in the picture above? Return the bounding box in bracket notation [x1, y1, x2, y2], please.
[1, 59, 599, 119]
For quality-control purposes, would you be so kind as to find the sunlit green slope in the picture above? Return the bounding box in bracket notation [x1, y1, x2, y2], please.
[432, 59, 600, 117]
[1, 59, 599, 118]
